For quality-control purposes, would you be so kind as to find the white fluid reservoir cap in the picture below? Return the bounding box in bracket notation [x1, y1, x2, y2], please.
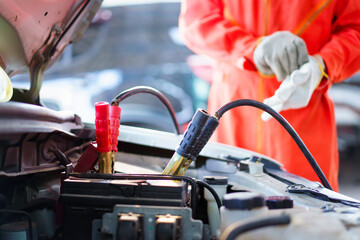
[0, 66, 12, 102]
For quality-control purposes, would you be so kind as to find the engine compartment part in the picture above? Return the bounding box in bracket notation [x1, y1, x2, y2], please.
[219, 208, 360, 240]
[220, 192, 268, 232]
[0, 102, 87, 177]
[98, 205, 202, 240]
[203, 176, 228, 236]
[60, 174, 190, 239]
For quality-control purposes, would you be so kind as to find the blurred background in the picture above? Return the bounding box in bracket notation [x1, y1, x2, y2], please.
[11, 0, 360, 198]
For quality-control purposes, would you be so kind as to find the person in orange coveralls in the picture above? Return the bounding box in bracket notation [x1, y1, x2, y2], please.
[179, 0, 360, 191]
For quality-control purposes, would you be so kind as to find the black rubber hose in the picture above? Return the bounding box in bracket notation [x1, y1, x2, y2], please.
[0, 209, 34, 240]
[111, 86, 180, 135]
[196, 180, 222, 210]
[215, 99, 332, 191]
[220, 214, 291, 240]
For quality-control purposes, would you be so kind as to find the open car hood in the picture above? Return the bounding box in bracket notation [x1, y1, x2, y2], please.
[0, 0, 102, 103]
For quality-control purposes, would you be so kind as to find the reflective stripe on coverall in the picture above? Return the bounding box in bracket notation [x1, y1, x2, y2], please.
[179, 0, 360, 191]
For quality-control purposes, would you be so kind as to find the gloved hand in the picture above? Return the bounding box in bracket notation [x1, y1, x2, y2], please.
[253, 31, 309, 81]
[261, 56, 328, 121]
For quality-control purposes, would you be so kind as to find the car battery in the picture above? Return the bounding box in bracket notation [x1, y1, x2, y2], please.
[60, 174, 188, 239]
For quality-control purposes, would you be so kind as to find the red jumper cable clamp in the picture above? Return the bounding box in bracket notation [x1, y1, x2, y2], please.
[95, 102, 113, 173]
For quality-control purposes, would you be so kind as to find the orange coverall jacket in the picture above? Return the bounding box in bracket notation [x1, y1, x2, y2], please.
[179, 0, 360, 191]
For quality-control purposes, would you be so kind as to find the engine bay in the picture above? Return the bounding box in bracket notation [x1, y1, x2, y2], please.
[1, 101, 360, 240]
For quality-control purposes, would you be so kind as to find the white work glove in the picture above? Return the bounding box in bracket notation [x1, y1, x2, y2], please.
[262, 56, 327, 121]
[0, 66, 12, 102]
[254, 31, 309, 81]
